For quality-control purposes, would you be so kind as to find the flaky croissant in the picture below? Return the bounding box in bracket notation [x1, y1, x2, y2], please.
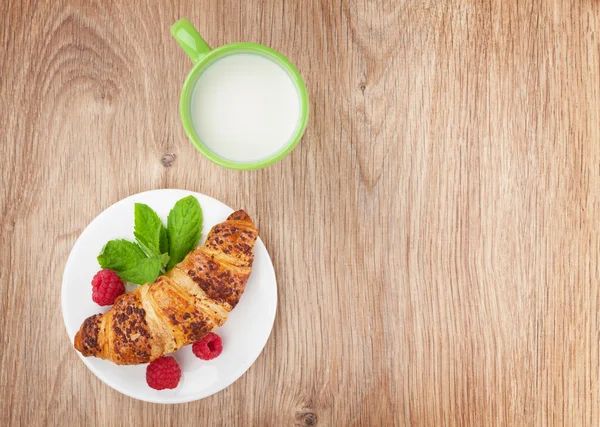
[74, 210, 258, 365]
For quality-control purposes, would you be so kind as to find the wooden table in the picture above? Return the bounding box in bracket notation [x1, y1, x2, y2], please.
[2, 1, 599, 425]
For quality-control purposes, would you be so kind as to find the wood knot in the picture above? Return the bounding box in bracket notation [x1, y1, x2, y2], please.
[304, 413, 318, 425]
[161, 153, 176, 167]
[295, 411, 318, 426]
[359, 76, 367, 93]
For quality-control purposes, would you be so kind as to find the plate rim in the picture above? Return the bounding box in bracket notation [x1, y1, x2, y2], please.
[61, 188, 277, 404]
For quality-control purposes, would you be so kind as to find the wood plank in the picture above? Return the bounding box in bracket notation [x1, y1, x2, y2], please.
[1, 0, 599, 425]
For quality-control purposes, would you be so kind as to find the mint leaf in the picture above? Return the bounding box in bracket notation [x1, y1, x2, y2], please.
[133, 203, 170, 272]
[166, 196, 203, 269]
[118, 256, 162, 284]
[135, 239, 155, 259]
[133, 203, 164, 257]
[98, 239, 146, 271]
[97, 239, 161, 284]
[159, 224, 169, 254]
[159, 252, 171, 269]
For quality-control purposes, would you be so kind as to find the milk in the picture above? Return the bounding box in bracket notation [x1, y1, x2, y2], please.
[191, 54, 301, 162]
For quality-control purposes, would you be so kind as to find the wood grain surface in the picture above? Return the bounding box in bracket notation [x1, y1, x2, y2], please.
[1, 0, 600, 425]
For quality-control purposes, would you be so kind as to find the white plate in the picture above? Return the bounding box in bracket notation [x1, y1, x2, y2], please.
[61, 189, 277, 404]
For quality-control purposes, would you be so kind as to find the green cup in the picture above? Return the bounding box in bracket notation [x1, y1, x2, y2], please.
[171, 19, 309, 170]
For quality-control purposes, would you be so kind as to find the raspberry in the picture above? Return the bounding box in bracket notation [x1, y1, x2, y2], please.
[146, 356, 181, 390]
[91, 269, 125, 306]
[192, 332, 223, 360]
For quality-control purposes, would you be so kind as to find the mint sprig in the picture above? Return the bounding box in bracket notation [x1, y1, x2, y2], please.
[97, 196, 203, 285]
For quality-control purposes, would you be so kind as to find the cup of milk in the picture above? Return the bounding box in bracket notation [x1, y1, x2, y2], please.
[171, 19, 309, 170]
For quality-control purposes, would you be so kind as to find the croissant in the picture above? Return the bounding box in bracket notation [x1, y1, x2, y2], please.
[74, 210, 258, 365]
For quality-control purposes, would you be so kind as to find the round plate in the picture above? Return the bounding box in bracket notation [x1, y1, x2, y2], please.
[61, 189, 277, 404]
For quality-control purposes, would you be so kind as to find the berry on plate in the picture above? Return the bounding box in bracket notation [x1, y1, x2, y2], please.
[192, 332, 223, 360]
[146, 356, 181, 390]
[91, 269, 125, 306]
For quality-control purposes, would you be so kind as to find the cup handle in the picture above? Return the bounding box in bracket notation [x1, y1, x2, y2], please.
[171, 19, 211, 63]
